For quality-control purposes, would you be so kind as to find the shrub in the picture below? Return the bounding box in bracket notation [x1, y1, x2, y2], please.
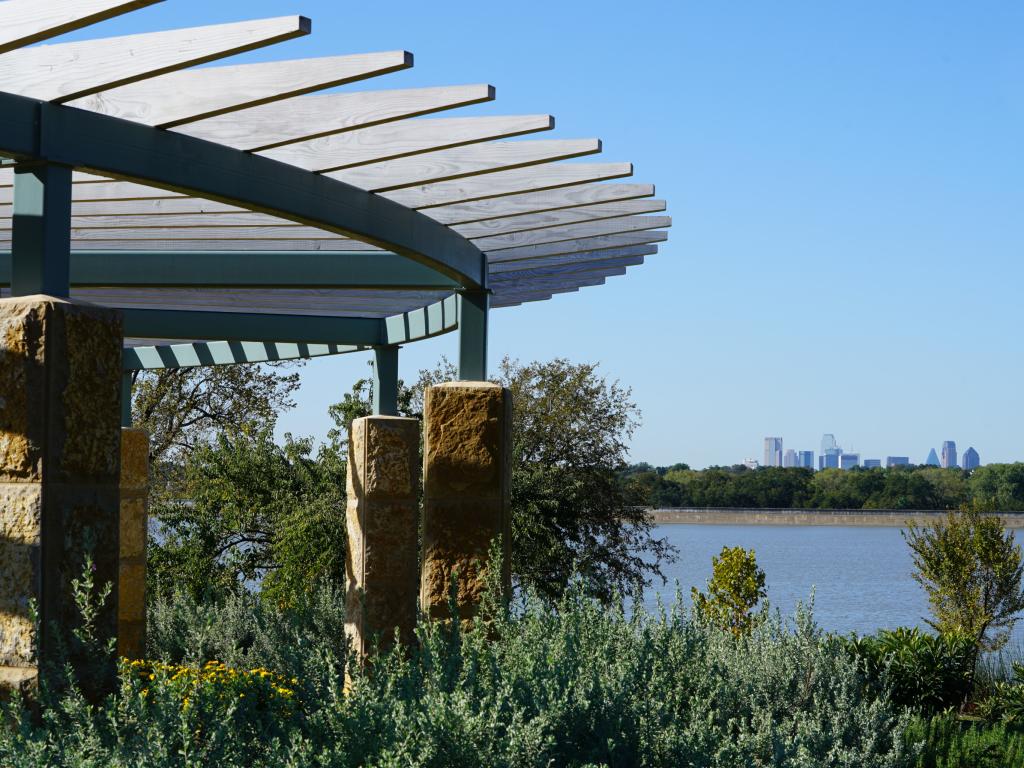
[841, 627, 975, 713]
[906, 713, 1024, 768]
[690, 545, 767, 636]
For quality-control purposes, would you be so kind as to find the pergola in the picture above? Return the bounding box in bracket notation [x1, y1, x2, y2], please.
[0, 0, 671, 686]
[0, 0, 671, 420]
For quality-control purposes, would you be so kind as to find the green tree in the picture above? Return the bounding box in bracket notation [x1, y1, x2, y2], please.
[691, 545, 767, 636]
[148, 426, 346, 605]
[904, 504, 1024, 653]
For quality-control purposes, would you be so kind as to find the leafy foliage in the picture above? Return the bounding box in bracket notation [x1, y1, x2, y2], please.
[905, 713, 1024, 768]
[148, 427, 346, 605]
[841, 627, 976, 713]
[904, 506, 1024, 652]
[0, 584, 915, 767]
[691, 545, 767, 636]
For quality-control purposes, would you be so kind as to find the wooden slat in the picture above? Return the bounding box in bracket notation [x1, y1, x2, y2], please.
[57, 239, 385, 252]
[490, 256, 644, 281]
[384, 163, 633, 209]
[0, 180, 184, 205]
[456, 199, 665, 238]
[68, 52, 412, 128]
[327, 139, 602, 192]
[260, 115, 553, 172]
[425, 182, 655, 224]
[488, 244, 658, 274]
[0, 0, 163, 55]
[0, 226, 367, 241]
[71, 199, 246, 216]
[0, 16, 311, 102]
[54, 212, 294, 229]
[180, 84, 495, 151]
[478, 215, 671, 252]
[486, 230, 668, 263]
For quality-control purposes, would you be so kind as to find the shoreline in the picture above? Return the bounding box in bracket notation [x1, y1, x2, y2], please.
[649, 507, 1024, 528]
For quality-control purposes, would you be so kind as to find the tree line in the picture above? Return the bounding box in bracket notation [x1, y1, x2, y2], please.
[624, 463, 1024, 511]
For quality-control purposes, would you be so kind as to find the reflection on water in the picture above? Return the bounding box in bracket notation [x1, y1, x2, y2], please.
[644, 524, 1024, 645]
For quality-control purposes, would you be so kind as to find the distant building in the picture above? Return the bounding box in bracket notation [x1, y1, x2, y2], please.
[742, 458, 760, 470]
[925, 448, 940, 466]
[863, 459, 881, 468]
[819, 450, 841, 470]
[798, 450, 815, 469]
[886, 456, 910, 468]
[962, 447, 980, 470]
[764, 437, 783, 468]
[783, 448, 798, 468]
[821, 434, 838, 454]
[941, 441, 958, 469]
[839, 453, 860, 470]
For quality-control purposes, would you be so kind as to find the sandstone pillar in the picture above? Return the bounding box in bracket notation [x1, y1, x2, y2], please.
[118, 428, 148, 659]
[345, 416, 420, 656]
[421, 382, 511, 621]
[0, 296, 122, 697]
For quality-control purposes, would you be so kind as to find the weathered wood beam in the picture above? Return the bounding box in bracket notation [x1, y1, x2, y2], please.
[486, 230, 668, 263]
[426, 182, 655, 225]
[0, 0, 164, 55]
[180, 84, 495, 151]
[385, 163, 633, 209]
[456, 199, 666, 238]
[490, 255, 645, 280]
[487, 244, 657, 273]
[260, 115, 554, 172]
[0, 16, 311, 102]
[478, 215, 671, 252]
[327, 139, 602, 192]
[68, 52, 412, 128]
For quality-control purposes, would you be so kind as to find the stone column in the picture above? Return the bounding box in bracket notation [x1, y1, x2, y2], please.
[118, 428, 148, 659]
[0, 296, 122, 698]
[345, 416, 420, 656]
[421, 382, 512, 622]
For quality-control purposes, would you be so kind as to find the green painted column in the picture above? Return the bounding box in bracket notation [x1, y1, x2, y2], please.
[11, 163, 71, 298]
[457, 290, 489, 381]
[372, 346, 400, 416]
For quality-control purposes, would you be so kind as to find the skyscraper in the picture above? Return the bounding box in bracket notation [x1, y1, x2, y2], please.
[925, 448, 940, 466]
[886, 456, 910, 468]
[839, 453, 860, 470]
[783, 448, 797, 468]
[764, 437, 783, 468]
[821, 434, 837, 454]
[863, 459, 881, 468]
[941, 441, 958, 469]
[962, 447, 980, 470]
[798, 450, 814, 469]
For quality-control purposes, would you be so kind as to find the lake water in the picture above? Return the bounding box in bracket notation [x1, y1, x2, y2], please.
[644, 524, 1024, 646]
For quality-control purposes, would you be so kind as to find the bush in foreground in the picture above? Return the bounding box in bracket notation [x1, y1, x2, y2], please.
[0, 585, 915, 767]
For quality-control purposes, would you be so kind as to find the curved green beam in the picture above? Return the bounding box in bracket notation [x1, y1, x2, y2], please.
[0, 250, 462, 289]
[122, 295, 458, 370]
[0, 93, 485, 287]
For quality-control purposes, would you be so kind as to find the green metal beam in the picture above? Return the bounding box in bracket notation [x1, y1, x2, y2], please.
[457, 289, 489, 380]
[0, 94, 485, 287]
[122, 297, 458, 370]
[373, 346, 400, 416]
[0, 250, 462, 289]
[11, 162, 71, 296]
[123, 339, 365, 371]
[121, 308, 384, 345]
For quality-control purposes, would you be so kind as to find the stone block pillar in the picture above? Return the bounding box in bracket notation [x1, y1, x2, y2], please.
[421, 382, 512, 621]
[0, 296, 122, 697]
[345, 416, 420, 656]
[118, 428, 148, 659]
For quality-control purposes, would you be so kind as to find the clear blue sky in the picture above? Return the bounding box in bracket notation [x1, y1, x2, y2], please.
[79, 1, 1024, 467]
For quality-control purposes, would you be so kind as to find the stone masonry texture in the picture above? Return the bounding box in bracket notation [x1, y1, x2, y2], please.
[0, 296, 122, 699]
[345, 416, 420, 656]
[119, 428, 148, 659]
[421, 382, 512, 622]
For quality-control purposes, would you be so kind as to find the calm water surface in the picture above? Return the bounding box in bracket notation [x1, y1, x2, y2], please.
[644, 524, 1024, 645]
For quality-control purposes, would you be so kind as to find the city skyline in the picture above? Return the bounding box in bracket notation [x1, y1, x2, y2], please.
[749, 433, 984, 470]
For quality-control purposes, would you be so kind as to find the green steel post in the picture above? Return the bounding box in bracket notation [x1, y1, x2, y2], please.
[121, 371, 132, 427]
[11, 163, 72, 297]
[372, 345, 400, 416]
[457, 290, 490, 381]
